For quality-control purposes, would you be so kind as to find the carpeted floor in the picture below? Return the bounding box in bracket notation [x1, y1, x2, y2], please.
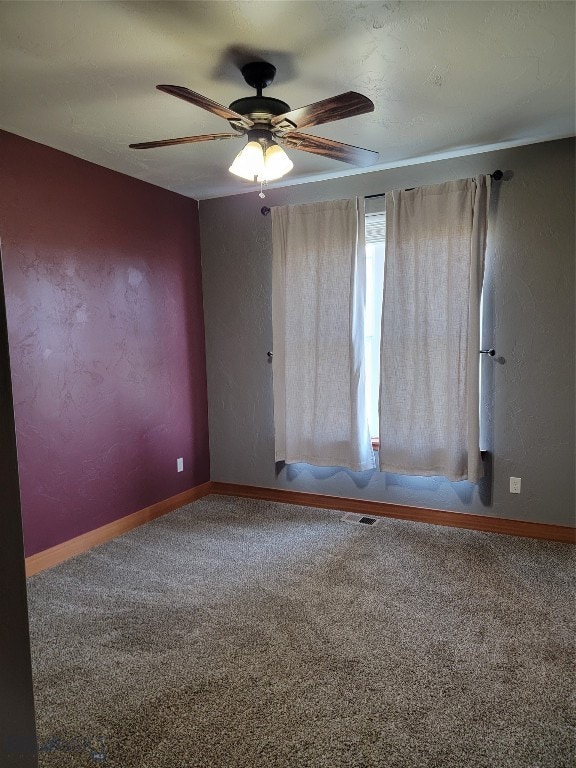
[27, 495, 575, 767]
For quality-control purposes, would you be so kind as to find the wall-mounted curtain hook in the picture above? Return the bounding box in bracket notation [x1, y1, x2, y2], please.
[267, 351, 273, 359]
[479, 348, 496, 356]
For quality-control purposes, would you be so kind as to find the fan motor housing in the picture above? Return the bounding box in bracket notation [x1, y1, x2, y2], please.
[228, 96, 290, 120]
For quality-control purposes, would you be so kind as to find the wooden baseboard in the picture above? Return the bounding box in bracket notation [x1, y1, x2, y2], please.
[25, 482, 212, 577]
[210, 482, 575, 543]
[25, 479, 574, 577]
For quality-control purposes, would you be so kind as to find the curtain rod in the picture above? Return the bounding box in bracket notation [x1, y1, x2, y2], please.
[261, 170, 505, 215]
[364, 170, 505, 200]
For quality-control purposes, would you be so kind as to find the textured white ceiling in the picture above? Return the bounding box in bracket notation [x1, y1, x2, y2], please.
[1, 1, 574, 199]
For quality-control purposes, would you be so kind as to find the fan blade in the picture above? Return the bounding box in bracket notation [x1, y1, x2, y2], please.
[157, 85, 254, 129]
[129, 133, 242, 149]
[281, 132, 379, 167]
[271, 92, 373, 131]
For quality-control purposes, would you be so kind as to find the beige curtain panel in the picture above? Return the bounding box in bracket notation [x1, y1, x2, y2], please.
[379, 176, 491, 482]
[271, 198, 375, 472]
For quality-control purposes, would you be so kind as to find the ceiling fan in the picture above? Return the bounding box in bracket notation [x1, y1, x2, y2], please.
[129, 61, 378, 184]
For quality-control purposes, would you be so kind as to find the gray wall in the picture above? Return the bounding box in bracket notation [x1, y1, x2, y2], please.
[199, 139, 575, 527]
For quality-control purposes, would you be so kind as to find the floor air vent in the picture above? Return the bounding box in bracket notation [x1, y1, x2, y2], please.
[341, 513, 380, 526]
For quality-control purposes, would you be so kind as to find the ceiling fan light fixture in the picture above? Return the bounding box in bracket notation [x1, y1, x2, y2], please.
[229, 134, 293, 183]
[229, 140, 265, 181]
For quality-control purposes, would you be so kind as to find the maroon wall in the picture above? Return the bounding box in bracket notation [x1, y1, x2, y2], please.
[0, 130, 210, 557]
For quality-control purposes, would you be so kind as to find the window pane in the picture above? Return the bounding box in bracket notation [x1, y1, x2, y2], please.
[364, 238, 385, 438]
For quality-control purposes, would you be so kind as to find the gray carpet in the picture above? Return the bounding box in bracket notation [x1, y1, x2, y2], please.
[27, 495, 575, 767]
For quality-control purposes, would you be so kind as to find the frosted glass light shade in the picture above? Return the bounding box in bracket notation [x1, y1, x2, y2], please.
[229, 141, 265, 181]
[263, 144, 293, 181]
[229, 140, 293, 182]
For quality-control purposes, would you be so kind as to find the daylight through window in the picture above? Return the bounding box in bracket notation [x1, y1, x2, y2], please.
[364, 210, 385, 440]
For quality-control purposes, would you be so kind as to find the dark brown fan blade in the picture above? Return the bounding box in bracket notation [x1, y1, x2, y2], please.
[271, 92, 373, 131]
[281, 132, 378, 167]
[129, 133, 242, 149]
[157, 85, 253, 129]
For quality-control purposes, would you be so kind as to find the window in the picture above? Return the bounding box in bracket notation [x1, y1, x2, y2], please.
[364, 210, 385, 442]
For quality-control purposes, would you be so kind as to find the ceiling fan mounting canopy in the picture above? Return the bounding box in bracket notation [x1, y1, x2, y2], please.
[129, 59, 379, 173]
[240, 61, 278, 92]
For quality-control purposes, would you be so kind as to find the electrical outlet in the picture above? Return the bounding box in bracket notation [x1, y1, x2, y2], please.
[509, 476, 521, 494]
[177, 457, 183, 473]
